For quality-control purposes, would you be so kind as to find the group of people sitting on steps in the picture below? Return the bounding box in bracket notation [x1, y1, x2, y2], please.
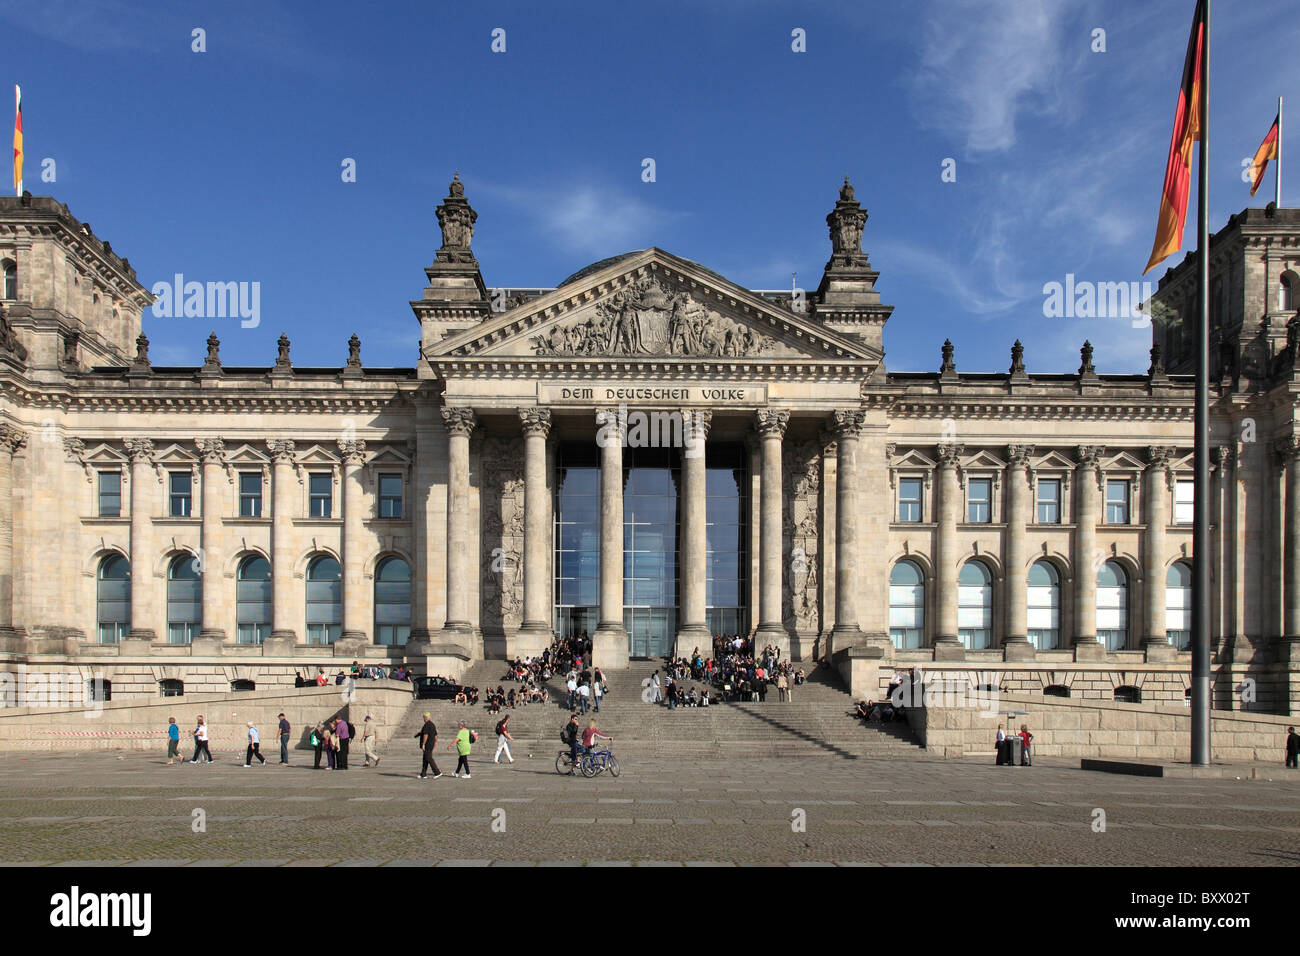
[485, 683, 550, 713]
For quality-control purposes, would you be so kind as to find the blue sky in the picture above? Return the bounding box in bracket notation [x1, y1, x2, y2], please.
[4, 0, 1298, 372]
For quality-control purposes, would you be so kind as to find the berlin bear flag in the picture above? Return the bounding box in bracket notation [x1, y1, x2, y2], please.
[1144, 0, 1206, 275]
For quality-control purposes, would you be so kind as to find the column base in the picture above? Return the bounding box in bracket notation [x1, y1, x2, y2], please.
[1143, 639, 1179, 662]
[593, 623, 628, 670]
[263, 632, 296, 655]
[334, 634, 368, 657]
[190, 635, 225, 656]
[673, 624, 711, 661]
[932, 639, 966, 661]
[405, 628, 434, 656]
[198, 628, 226, 642]
[1073, 638, 1106, 661]
[1001, 638, 1036, 662]
[512, 623, 554, 660]
[828, 623, 865, 660]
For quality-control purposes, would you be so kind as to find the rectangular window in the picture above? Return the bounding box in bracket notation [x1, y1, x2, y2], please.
[1174, 480, 1193, 525]
[1105, 480, 1130, 524]
[239, 472, 262, 517]
[1035, 478, 1060, 524]
[378, 473, 403, 519]
[98, 471, 121, 517]
[967, 478, 991, 523]
[169, 472, 192, 517]
[898, 478, 922, 523]
[309, 473, 332, 518]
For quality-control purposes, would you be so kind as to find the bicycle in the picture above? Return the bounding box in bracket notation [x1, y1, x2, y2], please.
[580, 744, 620, 778]
[555, 749, 579, 775]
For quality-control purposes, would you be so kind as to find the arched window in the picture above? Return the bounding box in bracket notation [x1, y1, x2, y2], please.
[236, 555, 271, 645]
[888, 560, 925, 649]
[1, 259, 15, 300]
[230, 679, 256, 692]
[957, 560, 993, 649]
[1280, 271, 1299, 312]
[306, 554, 342, 645]
[97, 554, 130, 643]
[1097, 561, 1129, 650]
[1027, 560, 1060, 650]
[1166, 561, 1192, 650]
[166, 554, 201, 644]
[374, 555, 411, 645]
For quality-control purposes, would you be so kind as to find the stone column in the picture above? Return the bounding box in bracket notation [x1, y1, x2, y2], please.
[441, 408, 476, 640]
[933, 443, 964, 660]
[1073, 445, 1104, 659]
[124, 438, 158, 641]
[818, 430, 838, 648]
[267, 439, 297, 643]
[518, 408, 554, 654]
[755, 410, 790, 656]
[593, 407, 628, 669]
[408, 387, 440, 648]
[0, 424, 26, 635]
[675, 409, 712, 658]
[1143, 446, 1175, 659]
[829, 410, 865, 654]
[1002, 444, 1034, 660]
[339, 439, 368, 647]
[196, 438, 227, 641]
[1283, 438, 1300, 643]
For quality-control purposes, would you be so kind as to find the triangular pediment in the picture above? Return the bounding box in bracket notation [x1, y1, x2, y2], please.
[960, 449, 1007, 472]
[889, 448, 936, 471]
[1031, 450, 1076, 473]
[1103, 450, 1147, 472]
[429, 248, 881, 364]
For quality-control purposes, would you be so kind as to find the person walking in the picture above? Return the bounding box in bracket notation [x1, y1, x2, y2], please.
[592, 677, 603, 713]
[417, 713, 442, 779]
[335, 714, 351, 770]
[777, 672, 788, 702]
[452, 720, 473, 778]
[244, 721, 266, 766]
[277, 713, 291, 765]
[651, 670, 662, 704]
[1018, 724, 1033, 767]
[166, 717, 180, 765]
[494, 713, 515, 764]
[190, 716, 213, 763]
[311, 722, 325, 769]
[1286, 726, 1299, 769]
[361, 715, 381, 767]
[577, 680, 591, 715]
[566, 674, 578, 711]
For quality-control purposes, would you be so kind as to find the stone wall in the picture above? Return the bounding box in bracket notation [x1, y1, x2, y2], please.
[0, 682, 414, 754]
[909, 692, 1295, 763]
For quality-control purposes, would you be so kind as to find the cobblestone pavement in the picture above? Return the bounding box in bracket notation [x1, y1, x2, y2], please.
[0, 750, 1296, 866]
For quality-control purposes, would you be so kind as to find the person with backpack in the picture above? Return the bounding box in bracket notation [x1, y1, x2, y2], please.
[494, 714, 515, 764]
[452, 720, 474, 778]
[562, 714, 581, 775]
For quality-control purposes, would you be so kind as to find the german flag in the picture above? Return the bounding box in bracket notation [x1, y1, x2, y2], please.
[11, 85, 21, 196]
[1144, 0, 1207, 275]
[1247, 111, 1279, 198]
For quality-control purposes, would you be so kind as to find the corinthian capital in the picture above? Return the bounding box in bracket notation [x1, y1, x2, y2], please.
[1076, 444, 1105, 466]
[936, 442, 964, 467]
[831, 409, 865, 439]
[0, 423, 27, 455]
[266, 439, 296, 464]
[518, 407, 553, 438]
[755, 409, 790, 438]
[441, 407, 477, 437]
[337, 439, 368, 464]
[1006, 443, 1035, 467]
[124, 438, 155, 462]
[1146, 445, 1175, 470]
[196, 438, 226, 464]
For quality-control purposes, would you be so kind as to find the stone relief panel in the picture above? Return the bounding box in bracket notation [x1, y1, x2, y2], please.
[782, 440, 821, 634]
[479, 436, 524, 632]
[531, 277, 775, 358]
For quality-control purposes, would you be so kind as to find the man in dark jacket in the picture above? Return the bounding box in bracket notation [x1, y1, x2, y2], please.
[1287, 726, 1299, 769]
[417, 713, 442, 779]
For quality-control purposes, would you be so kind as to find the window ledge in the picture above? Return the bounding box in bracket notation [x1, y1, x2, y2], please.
[298, 518, 343, 526]
[224, 517, 272, 525]
[155, 517, 200, 525]
[81, 516, 129, 525]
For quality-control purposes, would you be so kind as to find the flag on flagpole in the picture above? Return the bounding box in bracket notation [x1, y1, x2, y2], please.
[1247, 109, 1280, 198]
[12, 85, 21, 196]
[1144, 0, 1207, 274]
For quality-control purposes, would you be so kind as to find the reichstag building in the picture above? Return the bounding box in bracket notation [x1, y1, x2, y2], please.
[0, 177, 1296, 713]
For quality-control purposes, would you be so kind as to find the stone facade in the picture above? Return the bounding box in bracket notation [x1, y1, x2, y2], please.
[0, 182, 1298, 717]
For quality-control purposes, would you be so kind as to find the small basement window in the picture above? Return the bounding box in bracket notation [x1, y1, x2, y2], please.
[1043, 684, 1071, 698]
[88, 679, 111, 702]
[231, 679, 256, 692]
[1113, 685, 1142, 704]
[159, 679, 184, 698]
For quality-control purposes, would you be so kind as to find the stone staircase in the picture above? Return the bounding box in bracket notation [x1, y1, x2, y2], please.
[380, 658, 921, 760]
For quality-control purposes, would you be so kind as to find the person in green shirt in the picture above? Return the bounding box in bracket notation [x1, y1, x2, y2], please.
[452, 720, 473, 778]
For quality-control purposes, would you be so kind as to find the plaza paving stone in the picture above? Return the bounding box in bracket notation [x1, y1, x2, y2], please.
[0, 750, 1295, 866]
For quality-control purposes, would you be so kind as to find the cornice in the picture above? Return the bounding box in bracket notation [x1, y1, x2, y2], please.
[428, 357, 874, 381]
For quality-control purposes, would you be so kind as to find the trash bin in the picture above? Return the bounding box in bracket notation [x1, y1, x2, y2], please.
[1006, 736, 1024, 765]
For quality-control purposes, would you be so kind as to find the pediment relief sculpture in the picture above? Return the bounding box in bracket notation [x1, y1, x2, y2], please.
[530, 278, 774, 358]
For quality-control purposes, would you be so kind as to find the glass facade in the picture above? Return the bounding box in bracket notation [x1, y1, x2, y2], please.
[166, 554, 201, 644]
[622, 447, 679, 658]
[236, 555, 271, 644]
[705, 445, 747, 639]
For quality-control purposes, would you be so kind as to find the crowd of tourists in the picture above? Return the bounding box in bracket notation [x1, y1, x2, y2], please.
[166, 711, 383, 770]
[295, 662, 413, 687]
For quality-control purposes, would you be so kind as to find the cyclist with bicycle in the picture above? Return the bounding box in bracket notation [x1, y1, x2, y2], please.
[581, 719, 611, 765]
